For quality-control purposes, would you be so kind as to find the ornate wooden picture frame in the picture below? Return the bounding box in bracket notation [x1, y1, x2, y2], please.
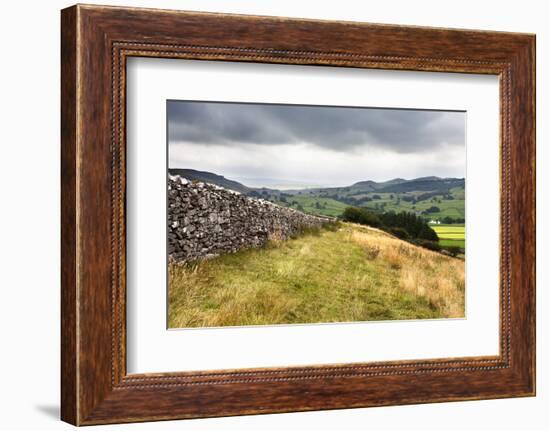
[61, 4, 535, 425]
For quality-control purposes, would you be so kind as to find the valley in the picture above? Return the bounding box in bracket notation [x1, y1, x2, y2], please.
[169, 168, 465, 223]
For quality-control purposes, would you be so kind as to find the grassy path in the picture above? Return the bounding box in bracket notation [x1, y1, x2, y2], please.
[169, 223, 465, 328]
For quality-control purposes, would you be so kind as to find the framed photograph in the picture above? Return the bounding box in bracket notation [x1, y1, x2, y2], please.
[165, 101, 467, 329]
[61, 4, 536, 425]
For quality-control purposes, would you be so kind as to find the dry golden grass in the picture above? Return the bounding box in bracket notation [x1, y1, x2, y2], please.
[349, 225, 465, 318]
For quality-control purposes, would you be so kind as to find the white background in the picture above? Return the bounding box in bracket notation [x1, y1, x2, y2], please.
[127, 59, 500, 373]
[0, 0, 547, 430]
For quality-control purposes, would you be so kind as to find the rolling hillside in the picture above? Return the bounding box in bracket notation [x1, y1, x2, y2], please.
[169, 222, 465, 328]
[168, 168, 465, 222]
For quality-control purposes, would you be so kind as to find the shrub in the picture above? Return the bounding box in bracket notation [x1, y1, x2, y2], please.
[322, 221, 342, 232]
[423, 206, 441, 214]
[418, 224, 439, 242]
[364, 245, 381, 260]
[341, 207, 383, 228]
[444, 245, 463, 257]
[390, 227, 410, 240]
[415, 240, 441, 252]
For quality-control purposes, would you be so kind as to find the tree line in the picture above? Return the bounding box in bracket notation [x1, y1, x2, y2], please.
[341, 206, 444, 252]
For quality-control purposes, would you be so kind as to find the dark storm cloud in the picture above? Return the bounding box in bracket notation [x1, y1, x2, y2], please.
[167, 101, 464, 154]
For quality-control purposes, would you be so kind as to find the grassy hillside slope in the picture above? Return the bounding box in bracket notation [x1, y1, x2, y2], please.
[169, 223, 465, 328]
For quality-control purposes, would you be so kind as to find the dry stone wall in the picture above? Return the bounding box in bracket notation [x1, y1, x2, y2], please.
[168, 175, 332, 263]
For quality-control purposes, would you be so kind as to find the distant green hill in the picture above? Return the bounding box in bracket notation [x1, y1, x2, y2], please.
[168, 168, 465, 222]
[375, 177, 464, 193]
[351, 178, 407, 192]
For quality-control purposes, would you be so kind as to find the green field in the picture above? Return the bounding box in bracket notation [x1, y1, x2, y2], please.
[275, 195, 349, 217]
[361, 189, 465, 220]
[169, 223, 465, 328]
[174, 169, 466, 222]
[433, 224, 465, 249]
[271, 190, 465, 221]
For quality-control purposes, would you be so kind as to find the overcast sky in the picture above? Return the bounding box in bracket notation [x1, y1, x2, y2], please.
[168, 100, 465, 188]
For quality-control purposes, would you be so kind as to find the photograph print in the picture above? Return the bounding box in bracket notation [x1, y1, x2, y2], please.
[167, 101, 466, 329]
